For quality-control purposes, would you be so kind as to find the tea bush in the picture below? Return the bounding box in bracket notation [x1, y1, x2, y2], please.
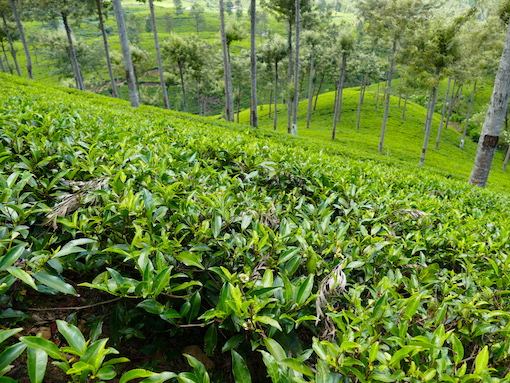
[1, 73, 510, 382]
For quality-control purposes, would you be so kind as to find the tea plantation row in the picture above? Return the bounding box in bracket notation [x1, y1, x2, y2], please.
[1, 73, 510, 382]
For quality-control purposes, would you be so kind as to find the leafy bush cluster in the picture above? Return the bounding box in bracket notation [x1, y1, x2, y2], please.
[1, 73, 510, 382]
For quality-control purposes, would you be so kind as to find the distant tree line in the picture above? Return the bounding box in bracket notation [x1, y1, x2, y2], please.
[2, 0, 510, 186]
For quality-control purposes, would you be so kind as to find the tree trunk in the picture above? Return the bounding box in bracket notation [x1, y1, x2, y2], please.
[0, 55, 5, 72]
[435, 77, 452, 149]
[287, 20, 293, 134]
[237, 86, 241, 123]
[219, 0, 234, 121]
[112, 0, 139, 107]
[149, 0, 170, 109]
[379, 39, 397, 153]
[401, 93, 408, 120]
[356, 76, 367, 131]
[460, 80, 477, 149]
[291, 0, 300, 136]
[273, 61, 279, 131]
[9, 0, 32, 79]
[503, 145, 510, 170]
[419, 86, 438, 167]
[445, 81, 460, 131]
[1, 41, 12, 74]
[96, 0, 118, 98]
[2, 13, 20, 76]
[331, 52, 347, 140]
[313, 73, 324, 111]
[268, 87, 272, 118]
[306, 44, 315, 129]
[469, 21, 510, 187]
[375, 81, 381, 111]
[178, 65, 187, 112]
[61, 12, 85, 90]
[249, 0, 258, 127]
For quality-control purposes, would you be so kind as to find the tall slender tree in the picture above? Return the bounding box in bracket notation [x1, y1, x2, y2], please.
[357, 0, 433, 153]
[220, 0, 234, 121]
[259, 34, 287, 130]
[147, 0, 170, 109]
[291, 0, 300, 135]
[249, 0, 258, 127]
[112, 0, 139, 107]
[469, 20, 510, 187]
[94, 0, 118, 98]
[8, 0, 31, 78]
[303, 30, 320, 130]
[261, 0, 314, 132]
[331, 32, 354, 140]
[0, 6, 20, 76]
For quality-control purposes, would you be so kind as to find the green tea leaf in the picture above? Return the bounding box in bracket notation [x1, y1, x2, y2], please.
[119, 369, 157, 383]
[0, 245, 25, 271]
[278, 357, 314, 377]
[20, 336, 61, 360]
[0, 343, 27, 371]
[403, 294, 422, 320]
[253, 316, 282, 331]
[222, 335, 244, 353]
[27, 347, 48, 383]
[33, 272, 77, 295]
[6, 266, 38, 290]
[232, 350, 252, 383]
[296, 274, 314, 306]
[152, 266, 173, 297]
[56, 320, 87, 356]
[174, 252, 204, 270]
[0, 328, 23, 345]
[474, 346, 489, 375]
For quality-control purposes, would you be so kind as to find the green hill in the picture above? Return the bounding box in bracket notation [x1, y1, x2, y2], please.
[237, 85, 510, 191]
[1, 73, 510, 382]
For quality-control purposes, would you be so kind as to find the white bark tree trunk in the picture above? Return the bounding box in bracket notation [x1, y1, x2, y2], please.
[112, 0, 139, 107]
[9, 0, 32, 79]
[379, 39, 397, 153]
[419, 86, 438, 167]
[469, 22, 510, 187]
[96, 0, 118, 98]
[61, 12, 85, 90]
[149, 0, 170, 109]
[291, 0, 300, 136]
[250, 0, 258, 127]
[220, 0, 234, 121]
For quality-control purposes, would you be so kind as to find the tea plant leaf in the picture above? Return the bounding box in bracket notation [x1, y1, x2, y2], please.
[56, 320, 87, 356]
[33, 272, 77, 295]
[0, 343, 27, 371]
[119, 369, 157, 383]
[174, 252, 205, 270]
[27, 347, 48, 383]
[6, 267, 38, 290]
[53, 238, 95, 258]
[222, 335, 244, 352]
[253, 316, 282, 331]
[0, 245, 25, 271]
[474, 346, 489, 375]
[296, 274, 314, 306]
[0, 328, 23, 345]
[152, 266, 173, 297]
[20, 336, 61, 360]
[278, 357, 314, 377]
[403, 294, 422, 320]
[232, 350, 252, 383]
[263, 338, 286, 361]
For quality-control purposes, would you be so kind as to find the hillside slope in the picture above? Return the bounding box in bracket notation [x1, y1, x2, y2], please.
[238, 86, 510, 191]
[1, 74, 510, 382]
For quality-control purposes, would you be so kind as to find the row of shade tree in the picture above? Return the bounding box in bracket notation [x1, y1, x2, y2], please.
[2, 0, 510, 188]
